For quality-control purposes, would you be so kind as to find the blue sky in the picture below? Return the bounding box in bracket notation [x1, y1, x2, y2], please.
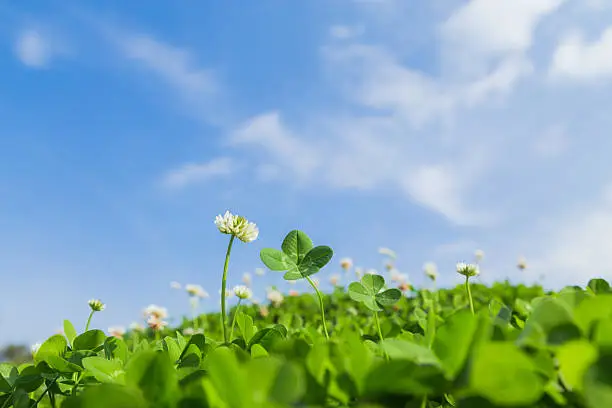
[2, 0, 612, 346]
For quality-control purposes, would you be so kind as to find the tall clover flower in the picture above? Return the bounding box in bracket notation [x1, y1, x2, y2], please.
[86, 299, 105, 331]
[457, 262, 479, 315]
[215, 210, 258, 344]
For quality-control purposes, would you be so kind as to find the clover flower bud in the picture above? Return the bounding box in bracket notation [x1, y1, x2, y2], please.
[88, 299, 105, 312]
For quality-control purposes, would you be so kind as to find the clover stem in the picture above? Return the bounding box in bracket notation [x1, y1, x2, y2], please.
[229, 300, 242, 341]
[421, 396, 428, 408]
[84, 311, 94, 332]
[305, 275, 329, 340]
[192, 298, 199, 332]
[220, 235, 236, 344]
[0, 394, 12, 408]
[374, 311, 384, 343]
[375, 311, 389, 361]
[465, 275, 475, 315]
[32, 376, 59, 407]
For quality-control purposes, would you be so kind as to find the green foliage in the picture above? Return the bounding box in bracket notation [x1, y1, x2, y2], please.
[348, 274, 401, 311]
[260, 230, 333, 281]
[3, 230, 612, 407]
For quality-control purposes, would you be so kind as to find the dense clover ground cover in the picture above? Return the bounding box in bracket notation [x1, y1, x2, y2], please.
[3, 225, 612, 407]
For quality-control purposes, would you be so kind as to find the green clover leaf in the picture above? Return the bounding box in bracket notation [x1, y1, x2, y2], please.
[349, 274, 401, 312]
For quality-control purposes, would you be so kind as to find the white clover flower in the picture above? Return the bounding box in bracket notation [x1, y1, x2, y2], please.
[287, 280, 297, 285]
[355, 267, 364, 278]
[143, 304, 168, 320]
[517, 256, 527, 271]
[423, 262, 438, 281]
[329, 274, 341, 286]
[456, 262, 479, 278]
[289, 289, 299, 297]
[185, 284, 208, 299]
[233, 285, 252, 300]
[31, 342, 41, 355]
[251, 298, 261, 305]
[108, 326, 126, 338]
[242, 272, 252, 286]
[267, 289, 284, 307]
[129, 322, 144, 332]
[384, 262, 394, 271]
[378, 247, 397, 259]
[474, 249, 485, 262]
[170, 281, 182, 290]
[183, 327, 195, 336]
[147, 316, 168, 331]
[255, 268, 265, 276]
[340, 257, 353, 271]
[365, 269, 378, 275]
[88, 299, 105, 312]
[214, 210, 259, 243]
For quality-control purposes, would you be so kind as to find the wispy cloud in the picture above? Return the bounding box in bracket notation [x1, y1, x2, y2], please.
[120, 35, 218, 97]
[549, 27, 612, 82]
[161, 157, 235, 189]
[14, 29, 55, 68]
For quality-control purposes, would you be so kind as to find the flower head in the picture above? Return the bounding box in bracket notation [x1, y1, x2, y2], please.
[517, 256, 527, 271]
[108, 326, 126, 338]
[259, 306, 269, 317]
[340, 257, 353, 271]
[456, 262, 479, 278]
[214, 211, 259, 243]
[233, 285, 252, 300]
[31, 342, 41, 355]
[147, 316, 168, 331]
[267, 289, 284, 307]
[329, 274, 341, 286]
[423, 262, 438, 281]
[289, 289, 299, 297]
[398, 282, 411, 292]
[170, 281, 182, 290]
[385, 262, 394, 271]
[474, 249, 485, 262]
[88, 299, 105, 312]
[143, 304, 168, 320]
[185, 284, 208, 299]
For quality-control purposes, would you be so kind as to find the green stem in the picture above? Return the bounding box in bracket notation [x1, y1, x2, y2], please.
[421, 395, 428, 408]
[1, 393, 13, 408]
[305, 276, 329, 340]
[375, 311, 389, 361]
[192, 299, 199, 332]
[84, 311, 94, 331]
[220, 235, 236, 344]
[465, 276, 475, 315]
[229, 300, 242, 341]
[374, 311, 384, 343]
[31, 376, 59, 408]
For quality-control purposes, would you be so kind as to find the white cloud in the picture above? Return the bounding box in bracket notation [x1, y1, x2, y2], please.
[440, 0, 565, 60]
[229, 112, 321, 181]
[14, 29, 53, 68]
[528, 185, 612, 287]
[161, 157, 234, 189]
[329, 25, 364, 40]
[549, 27, 612, 82]
[120, 35, 217, 96]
